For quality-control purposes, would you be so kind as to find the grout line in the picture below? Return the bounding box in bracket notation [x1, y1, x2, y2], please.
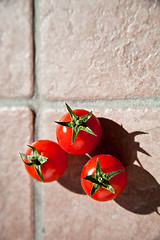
[32, 0, 44, 240]
[41, 96, 160, 109]
[0, 96, 160, 109]
[33, 181, 44, 240]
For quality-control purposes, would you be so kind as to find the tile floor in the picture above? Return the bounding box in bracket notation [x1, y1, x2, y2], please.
[0, 0, 160, 240]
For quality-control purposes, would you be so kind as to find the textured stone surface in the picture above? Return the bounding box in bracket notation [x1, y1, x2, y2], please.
[38, 0, 160, 100]
[41, 108, 160, 240]
[0, 0, 33, 97]
[0, 0, 159, 239]
[0, 107, 34, 240]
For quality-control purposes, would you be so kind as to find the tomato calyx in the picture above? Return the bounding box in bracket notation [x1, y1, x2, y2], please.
[83, 158, 124, 196]
[20, 145, 48, 182]
[55, 103, 97, 144]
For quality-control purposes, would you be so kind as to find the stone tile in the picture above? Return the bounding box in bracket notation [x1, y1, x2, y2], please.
[41, 108, 160, 240]
[38, 0, 160, 100]
[0, 0, 33, 98]
[0, 107, 34, 240]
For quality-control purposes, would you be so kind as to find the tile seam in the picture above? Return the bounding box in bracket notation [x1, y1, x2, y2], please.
[0, 97, 160, 109]
[32, 0, 44, 240]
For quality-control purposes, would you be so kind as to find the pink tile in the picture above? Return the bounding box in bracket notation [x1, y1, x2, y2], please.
[0, 107, 34, 240]
[38, 0, 160, 100]
[0, 0, 33, 97]
[41, 107, 160, 240]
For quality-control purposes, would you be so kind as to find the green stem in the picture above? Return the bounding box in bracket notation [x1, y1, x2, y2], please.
[55, 103, 97, 144]
[20, 145, 48, 182]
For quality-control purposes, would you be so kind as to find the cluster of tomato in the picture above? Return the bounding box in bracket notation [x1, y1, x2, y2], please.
[20, 103, 127, 202]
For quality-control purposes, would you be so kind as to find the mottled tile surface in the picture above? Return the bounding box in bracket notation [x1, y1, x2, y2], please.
[0, 0, 33, 97]
[0, 0, 160, 239]
[0, 107, 34, 240]
[38, 0, 160, 99]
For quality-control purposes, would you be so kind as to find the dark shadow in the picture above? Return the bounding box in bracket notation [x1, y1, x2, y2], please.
[90, 118, 159, 214]
[57, 117, 159, 215]
[115, 164, 160, 215]
[89, 118, 151, 167]
[57, 153, 89, 194]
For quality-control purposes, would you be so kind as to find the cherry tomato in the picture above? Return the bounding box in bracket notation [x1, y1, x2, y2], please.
[56, 103, 102, 155]
[20, 140, 67, 182]
[81, 154, 127, 201]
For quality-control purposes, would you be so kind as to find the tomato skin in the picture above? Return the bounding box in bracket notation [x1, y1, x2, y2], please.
[24, 140, 67, 182]
[56, 109, 102, 155]
[81, 154, 127, 201]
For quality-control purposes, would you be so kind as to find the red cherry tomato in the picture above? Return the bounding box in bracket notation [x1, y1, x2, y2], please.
[81, 154, 127, 201]
[20, 140, 67, 182]
[56, 104, 102, 155]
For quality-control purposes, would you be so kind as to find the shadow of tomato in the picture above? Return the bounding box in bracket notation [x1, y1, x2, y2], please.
[90, 118, 150, 167]
[57, 117, 159, 215]
[114, 164, 160, 214]
[57, 153, 89, 194]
